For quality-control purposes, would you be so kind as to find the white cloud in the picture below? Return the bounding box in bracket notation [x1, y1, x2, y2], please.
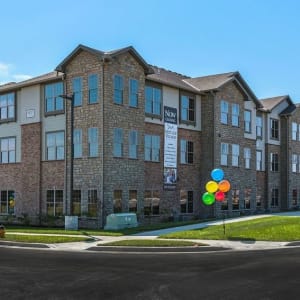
[0, 62, 32, 85]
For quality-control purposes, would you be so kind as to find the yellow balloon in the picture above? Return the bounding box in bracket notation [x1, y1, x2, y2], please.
[205, 180, 218, 193]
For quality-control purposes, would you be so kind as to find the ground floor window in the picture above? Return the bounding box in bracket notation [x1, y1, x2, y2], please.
[180, 190, 193, 213]
[88, 189, 98, 217]
[221, 192, 228, 210]
[271, 188, 279, 207]
[232, 189, 240, 210]
[129, 190, 137, 212]
[144, 190, 160, 215]
[113, 190, 122, 213]
[46, 189, 63, 216]
[72, 190, 81, 216]
[244, 188, 251, 209]
[0, 190, 15, 214]
[292, 189, 297, 206]
[256, 188, 262, 207]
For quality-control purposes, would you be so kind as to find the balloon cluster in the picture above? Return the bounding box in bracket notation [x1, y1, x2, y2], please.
[202, 168, 231, 205]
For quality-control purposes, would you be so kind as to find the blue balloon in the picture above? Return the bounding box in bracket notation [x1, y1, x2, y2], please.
[211, 168, 224, 182]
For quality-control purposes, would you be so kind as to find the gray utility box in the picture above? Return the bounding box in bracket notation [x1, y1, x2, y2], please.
[104, 213, 138, 230]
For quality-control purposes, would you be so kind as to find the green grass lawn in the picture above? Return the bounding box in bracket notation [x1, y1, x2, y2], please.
[100, 239, 205, 247]
[1, 234, 93, 243]
[160, 216, 300, 242]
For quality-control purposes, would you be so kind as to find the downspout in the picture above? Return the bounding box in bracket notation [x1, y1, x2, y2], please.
[63, 74, 68, 215]
[285, 115, 289, 210]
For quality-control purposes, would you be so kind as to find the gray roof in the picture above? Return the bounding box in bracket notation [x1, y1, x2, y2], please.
[146, 66, 200, 93]
[0, 71, 63, 93]
[55, 44, 153, 75]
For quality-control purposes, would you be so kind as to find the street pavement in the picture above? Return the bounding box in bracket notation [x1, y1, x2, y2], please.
[1, 212, 300, 252]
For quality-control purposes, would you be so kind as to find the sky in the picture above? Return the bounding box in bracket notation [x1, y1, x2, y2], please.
[1, 0, 300, 101]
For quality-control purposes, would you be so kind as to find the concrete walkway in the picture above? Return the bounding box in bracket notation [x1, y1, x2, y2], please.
[2, 212, 300, 252]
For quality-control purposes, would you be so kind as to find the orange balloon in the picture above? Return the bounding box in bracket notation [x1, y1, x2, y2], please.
[218, 180, 231, 192]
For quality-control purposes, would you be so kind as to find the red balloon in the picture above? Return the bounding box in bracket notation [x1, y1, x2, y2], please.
[215, 191, 225, 202]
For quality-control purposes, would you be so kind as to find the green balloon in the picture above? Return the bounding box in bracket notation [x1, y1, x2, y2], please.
[202, 192, 215, 205]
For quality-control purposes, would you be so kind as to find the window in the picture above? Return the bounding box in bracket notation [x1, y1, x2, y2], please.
[72, 77, 82, 106]
[256, 150, 262, 171]
[45, 82, 63, 113]
[292, 154, 298, 173]
[298, 125, 300, 141]
[244, 110, 251, 133]
[144, 190, 160, 215]
[292, 122, 298, 141]
[221, 143, 229, 166]
[0, 137, 15, 163]
[221, 100, 229, 124]
[113, 128, 123, 157]
[129, 190, 137, 212]
[88, 74, 98, 104]
[145, 85, 161, 116]
[0, 93, 15, 121]
[113, 190, 122, 213]
[88, 127, 98, 157]
[221, 193, 228, 210]
[145, 135, 160, 162]
[113, 74, 123, 104]
[0, 190, 15, 214]
[232, 104, 240, 127]
[46, 131, 64, 160]
[72, 190, 81, 216]
[232, 189, 240, 210]
[256, 190, 262, 207]
[180, 190, 193, 213]
[256, 116, 263, 138]
[180, 140, 194, 164]
[271, 188, 279, 207]
[73, 129, 82, 158]
[244, 148, 251, 169]
[270, 153, 279, 172]
[129, 130, 138, 159]
[244, 188, 251, 209]
[129, 79, 138, 107]
[180, 94, 195, 123]
[46, 189, 63, 216]
[292, 189, 297, 206]
[88, 190, 97, 217]
[232, 144, 239, 167]
[270, 118, 279, 140]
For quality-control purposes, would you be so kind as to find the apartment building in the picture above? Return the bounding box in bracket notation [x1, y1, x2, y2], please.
[0, 44, 299, 228]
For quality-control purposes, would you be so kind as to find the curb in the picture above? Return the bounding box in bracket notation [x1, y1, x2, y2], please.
[0, 240, 49, 249]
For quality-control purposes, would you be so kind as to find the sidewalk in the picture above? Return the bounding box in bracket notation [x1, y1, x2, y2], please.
[1, 212, 300, 252]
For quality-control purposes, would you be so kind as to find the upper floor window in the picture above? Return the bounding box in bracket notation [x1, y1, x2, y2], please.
[113, 128, 123, 157]
[72, 77, 82, 106]
[113, 74, 124, 105]
[221, 100, 229, 124]
[180, 94, 195, 123]
[256, 116, 263, 138]
[0, 93, 15, 122]
[180, 139, 194, 164]
[129, 79, 139, 107]
[232, 144, 239, 167]
[232, 103, 240, 127]
[244, 148, 251, 169]
[292, 122, 298, 141]
[129, 130, 138, 159]
[221, 143, 229, 166]
[256, 150, 262, 171]
[46, 131, 64, 160]
[145, 85, 161, 116]
[270, 118, 279, 140]
[88, 74, 98, 104]
[88, 127, 98, 157]
[244, 110, 252, 133]
[145, 135, 160, 162]
[0, 137, 15, 163]
[270, 153, 279, 172]
[45, 82, 63, 113]
[292, 154, 298, 173]
[73, 129, 82, 158]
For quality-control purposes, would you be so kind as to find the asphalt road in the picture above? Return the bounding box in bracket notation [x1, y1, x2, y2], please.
[0, 247, 300, 300]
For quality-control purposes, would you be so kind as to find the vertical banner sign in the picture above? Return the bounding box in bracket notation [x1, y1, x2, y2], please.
[164, 106, 178, 189]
